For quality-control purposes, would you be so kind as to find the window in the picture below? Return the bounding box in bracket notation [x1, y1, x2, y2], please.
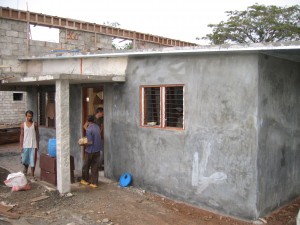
[30, 25, 59, 43]
[141, 85, 184, 129]
[13, 93, 23, 101]
[38, 91, 55, 128]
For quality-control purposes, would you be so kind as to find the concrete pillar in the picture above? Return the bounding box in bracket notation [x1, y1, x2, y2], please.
[55, 80, 71, 193]
[26, 86, 38, 121]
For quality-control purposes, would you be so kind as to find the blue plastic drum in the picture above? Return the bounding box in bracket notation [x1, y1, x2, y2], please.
[119, 173, 132, 187]
[48, 138, 56, 158]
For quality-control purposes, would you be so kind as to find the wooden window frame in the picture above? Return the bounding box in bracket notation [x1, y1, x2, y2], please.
[38, 91, 56, 128]
[140, 85, 184, 130]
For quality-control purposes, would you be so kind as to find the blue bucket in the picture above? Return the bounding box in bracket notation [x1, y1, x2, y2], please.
[48, 138, 56, 157]
[119, 173, 132, 187]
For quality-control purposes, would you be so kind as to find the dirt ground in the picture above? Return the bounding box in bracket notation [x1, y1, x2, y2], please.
[0, 143, 299, 225]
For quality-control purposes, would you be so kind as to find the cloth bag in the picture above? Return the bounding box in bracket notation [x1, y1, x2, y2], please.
[4, 172, 30, 191]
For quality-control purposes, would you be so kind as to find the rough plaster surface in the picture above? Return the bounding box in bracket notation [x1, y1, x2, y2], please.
[106, 53, 260, 219]
[69, 84, 84, 173]
[55, 80, 71, 193]
[257, 55, 300, 216]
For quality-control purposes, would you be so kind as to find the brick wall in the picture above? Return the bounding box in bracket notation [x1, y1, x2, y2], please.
[0, 19, 113, 58]
[0, 91, 26, 125]
[0, 18, 114, 125]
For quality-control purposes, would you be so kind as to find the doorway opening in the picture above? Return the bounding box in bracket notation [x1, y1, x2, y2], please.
[82, 86, 104, 172]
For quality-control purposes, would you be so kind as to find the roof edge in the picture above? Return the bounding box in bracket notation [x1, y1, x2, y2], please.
[19, 41, 300, 61]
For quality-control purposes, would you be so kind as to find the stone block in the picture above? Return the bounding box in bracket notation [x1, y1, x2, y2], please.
[6, 30, 18, 38]
[11, 23, 26, 32]
[1, 48, 12, 56]
[0, 29, 6, 36]
[0, 22, 11, 30]
[11, 37, 24, 44]
[1, 36, 12, 43]
[18, 32, 27, 39]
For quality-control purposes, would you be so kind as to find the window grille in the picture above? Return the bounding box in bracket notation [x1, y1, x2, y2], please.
[38, 91, 55, 128]
[165, 86, 183, 128]
[38, 92, 46, 126]
[143, 87, 161, 126]
[141, 85, 184, 129]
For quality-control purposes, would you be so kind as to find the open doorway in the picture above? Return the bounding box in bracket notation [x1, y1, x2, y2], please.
[82, 86, 104, 172]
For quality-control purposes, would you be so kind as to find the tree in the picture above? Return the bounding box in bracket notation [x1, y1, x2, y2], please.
[103, 22, 133, 50]
[202, 4, 300, 45]
[103, 21, 120, 28]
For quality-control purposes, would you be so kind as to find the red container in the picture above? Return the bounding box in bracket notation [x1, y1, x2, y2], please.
[40, 169, 56, 185]
[40, 153, 75, 185]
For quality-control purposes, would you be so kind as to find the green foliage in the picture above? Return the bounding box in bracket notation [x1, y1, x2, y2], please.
[112, 40, 133, 50]
[122, 42, 133, 50]
[103, 22, 133, 50]
[103, 21, 120, 28]
[202, 4, 300, 44]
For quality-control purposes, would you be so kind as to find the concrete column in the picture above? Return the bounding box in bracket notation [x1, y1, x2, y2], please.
[55, 80, 71, 193]
[26, 86, 38, 121]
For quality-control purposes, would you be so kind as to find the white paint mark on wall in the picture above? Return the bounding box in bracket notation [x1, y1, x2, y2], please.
[38, 75, 54, 80]
[192, 152, 199, 186]
[21, 77, 37, 82]
[192, 141, 227, 194]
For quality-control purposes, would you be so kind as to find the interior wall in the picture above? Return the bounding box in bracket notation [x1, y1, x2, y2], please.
[257, 54, 300, 216]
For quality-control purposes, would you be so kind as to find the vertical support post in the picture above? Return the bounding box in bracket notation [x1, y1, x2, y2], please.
[26, 86, 38, 121]
[55, 80, 71, 193]
[26, 10, 30, 56]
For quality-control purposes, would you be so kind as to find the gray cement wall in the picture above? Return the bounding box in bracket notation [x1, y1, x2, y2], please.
[105, 53, 260, 219]
[257, 55, 300, 216]
[70, 84, 84, 174]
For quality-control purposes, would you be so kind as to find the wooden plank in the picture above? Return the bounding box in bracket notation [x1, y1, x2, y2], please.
[0, 204, 13, 212]
[30, 195, 49, 202]
[0, 7, 197, 47]
[0, 205, 20, 219]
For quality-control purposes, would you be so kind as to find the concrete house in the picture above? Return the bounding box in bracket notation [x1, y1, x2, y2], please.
[1, 41, 299, 221]
[1, 7, 299, 221]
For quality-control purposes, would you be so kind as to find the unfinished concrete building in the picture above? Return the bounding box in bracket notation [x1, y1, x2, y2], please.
[1, 7, 299, 221]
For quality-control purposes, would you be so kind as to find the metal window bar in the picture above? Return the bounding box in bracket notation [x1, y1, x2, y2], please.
[165, 86, 184, 128]
[47, 92, 55, 128]
[144, 87, 160, 126]
[38, 92, 46, 126]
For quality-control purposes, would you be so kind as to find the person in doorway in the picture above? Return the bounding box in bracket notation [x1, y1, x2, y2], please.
[94, 107, 104, 170]
[83, 107, 104, 171]
[94, 107, 104, 142]
[20, 110, 40, 178]
[81, 115, 103, 188]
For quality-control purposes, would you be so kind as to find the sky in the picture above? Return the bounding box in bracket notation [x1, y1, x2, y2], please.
[0, 0, 299, 45]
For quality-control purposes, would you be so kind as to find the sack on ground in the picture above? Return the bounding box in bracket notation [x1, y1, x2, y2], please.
[4, 171, 30, 191]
